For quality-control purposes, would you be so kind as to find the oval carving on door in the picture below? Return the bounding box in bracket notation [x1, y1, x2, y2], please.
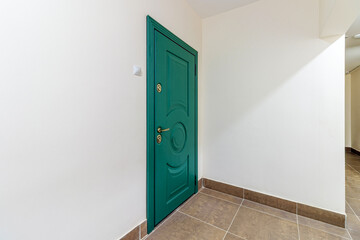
[170, 122, 186, 153]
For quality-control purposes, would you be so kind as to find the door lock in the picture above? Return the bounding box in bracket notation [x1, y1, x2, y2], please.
[156, 134, 162, 144]
[156, 83, 162, 93]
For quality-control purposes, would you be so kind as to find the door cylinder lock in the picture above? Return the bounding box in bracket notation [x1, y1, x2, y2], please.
[156, 134, 162, 144]
[156, 83, 162, 93]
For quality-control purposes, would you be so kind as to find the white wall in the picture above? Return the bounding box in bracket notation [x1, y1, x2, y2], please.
[352, 68, 360, 151]
[346, 74, 352, 147]
[0, 0, 201, 239]
[202, 0, 345, 214]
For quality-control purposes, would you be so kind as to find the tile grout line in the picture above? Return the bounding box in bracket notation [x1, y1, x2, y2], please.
[178, 199, 250, 240]
[346, 163, 360, 175]
[347, 228, 353, 240]
[346, 163, 360, 220]
[177, 210, 227, 233]
[346, 201, 360, 222]
[199, 191, 242, 206]
[240, 205, 297, 223]
[222, 198, 244, 240]
[345, 203, 355, 240]
[346, 196, 360, 200]
[296, 204, 300, 240]
[226, 232, 248, 240]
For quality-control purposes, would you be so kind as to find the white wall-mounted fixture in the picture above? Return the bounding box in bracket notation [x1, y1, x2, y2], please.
[354, 34, 360, 39]
[133, 65, 142, 76]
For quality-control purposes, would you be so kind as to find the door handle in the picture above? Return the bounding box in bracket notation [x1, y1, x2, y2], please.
[157, 127, 170, 133]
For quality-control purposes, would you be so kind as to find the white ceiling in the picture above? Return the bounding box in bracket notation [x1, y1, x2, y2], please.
[346, 15, 360, 73]
[186, 0, 259, 18]
[186, 0, 359, 72]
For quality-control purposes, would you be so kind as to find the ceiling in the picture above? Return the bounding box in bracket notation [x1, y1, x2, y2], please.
[346, 15, 360, 73]
[186, 0, 259, 18]
[185, 0, 359, 72]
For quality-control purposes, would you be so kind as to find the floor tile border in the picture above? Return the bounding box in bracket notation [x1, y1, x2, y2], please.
[203, 178, 346, 228]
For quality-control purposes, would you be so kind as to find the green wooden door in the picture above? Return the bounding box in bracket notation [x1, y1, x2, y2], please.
[154, 31, 197, 224]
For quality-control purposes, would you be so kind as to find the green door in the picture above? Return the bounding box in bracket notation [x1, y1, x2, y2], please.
[154, 30, 197, 224]
[147, 16, 198, 232]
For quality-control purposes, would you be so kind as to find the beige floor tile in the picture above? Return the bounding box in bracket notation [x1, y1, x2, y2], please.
[348, 229, 360, 240]
[346, 153, 360, 160]
[224, 233, 245, 240]
[147, 212, 226, 240]
[242, 200, 297, 223]
[346, 213, 360, 231]
[346, 185, 360, 199]
[298, 216, 350, 239]
[299, 224, 348, 240]
[346, 202, 353, 214]
[200, 188, 242, 205]
[351, 165, 360, 174]
[347, 198, 360, 216]
[346, 175, 360, 183]
[346, 168, 360, 176]
[179, 193, 239, 230]
[346, 179, 360, 189]
[346, 171, 360, 178]
[346, 156, 360, 161]
[228, 206, 298, 240]
[346, 162, 360, 169]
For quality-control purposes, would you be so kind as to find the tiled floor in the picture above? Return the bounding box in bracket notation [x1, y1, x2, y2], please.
[346, 152, 360, 239]
[144, 152, 360, 240]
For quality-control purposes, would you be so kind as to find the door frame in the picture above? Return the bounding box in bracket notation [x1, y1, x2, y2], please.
[146, 15, 198, 233]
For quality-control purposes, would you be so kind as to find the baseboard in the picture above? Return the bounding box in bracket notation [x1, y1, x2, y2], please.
[120, 220, 147, 240]
[346, 147, 360, 156]
[351, 147, 360, 156]
[203, 178, 346, 228]
[198, 177, 204, 191]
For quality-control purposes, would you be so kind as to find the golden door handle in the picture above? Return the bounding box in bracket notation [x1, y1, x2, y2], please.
[157, 127, 170, 133]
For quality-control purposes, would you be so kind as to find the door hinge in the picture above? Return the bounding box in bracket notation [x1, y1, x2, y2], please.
[195, 64, 197, 76]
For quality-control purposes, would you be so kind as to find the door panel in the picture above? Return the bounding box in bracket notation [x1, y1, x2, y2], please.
[154, 30, 196, 224]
